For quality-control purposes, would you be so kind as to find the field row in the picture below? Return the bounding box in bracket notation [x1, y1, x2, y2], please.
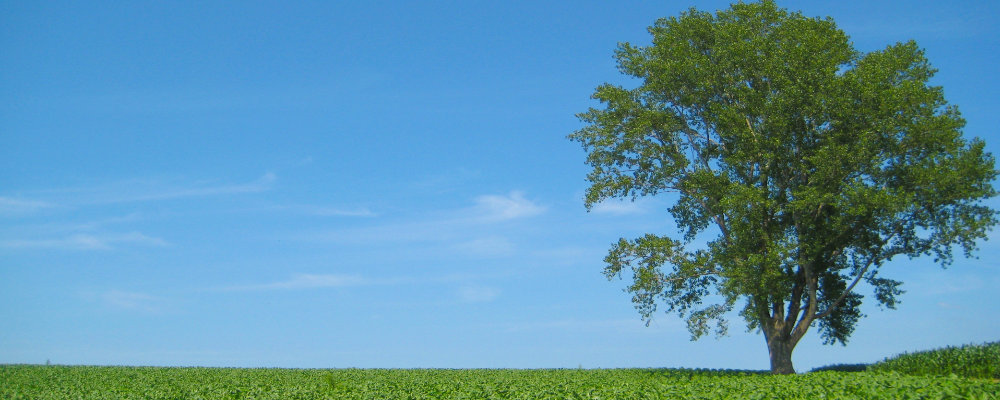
[3, 366, 998, 399]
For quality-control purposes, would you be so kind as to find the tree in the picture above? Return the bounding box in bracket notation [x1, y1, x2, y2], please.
[570, 1, 997, 374]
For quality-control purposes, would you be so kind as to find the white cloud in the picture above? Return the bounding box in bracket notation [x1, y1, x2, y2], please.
[294, 220, 454, 245]
[114, 232, 170, 247]
[498, 318, 681, 334]
[0, 197, 58, 216]
[216, 272, 504, 294]
[102, 172, 276, 203]
[907, 268, 998, 296]
[0, 232, 169, 251]
[0, 173, 271, 252]
[409, 168, 482, 193]
[453, 237, 515, 257]
[58, 213, 145, 232]
[458, 285, 500, 303]
[530, 246, 603, 266]
[274, 205, 377, 218]
[590, 199, 646, 215]
[84, 290, 167, 313]
[293, 190, 545, 246]
[472, 191, 545, 222]
[222, 274, 368, 291]
[23, 172, 277, 206]
[307, 207, 377, 217]
[103, 291, 158, 309]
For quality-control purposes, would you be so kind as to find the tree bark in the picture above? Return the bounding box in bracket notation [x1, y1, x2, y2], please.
[766, 336, 797, 374]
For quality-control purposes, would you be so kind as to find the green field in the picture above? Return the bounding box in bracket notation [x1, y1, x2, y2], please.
[2, 364, 998, 399]
[868, 341, 1000, 380]
[3, 342, 998, 399]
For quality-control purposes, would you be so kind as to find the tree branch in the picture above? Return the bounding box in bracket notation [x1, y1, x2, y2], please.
[783, 267, 805, 329]
[813, 239, 890, 321]
[655, 269, 722, 284]
[670, 123, 733, 243]
[798, 259, 819, 331]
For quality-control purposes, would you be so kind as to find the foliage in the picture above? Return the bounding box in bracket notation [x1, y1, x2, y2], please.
[2, 365, 999, 399]
[569, 0, 997, 373]
[869, 341, 1000, 380]
[808, 363, 869, 373]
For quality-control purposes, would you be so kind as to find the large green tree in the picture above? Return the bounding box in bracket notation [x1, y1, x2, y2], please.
[570, 1, 996, 374]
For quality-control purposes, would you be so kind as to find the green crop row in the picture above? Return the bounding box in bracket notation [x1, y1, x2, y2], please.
[869, 341, 1000, 380]
[2, 365, 998, 399]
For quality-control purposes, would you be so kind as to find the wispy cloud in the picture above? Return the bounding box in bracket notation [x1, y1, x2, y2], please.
[270, 204, 377, 218]
[497, 318, 680, 334]
[452, 237, 515, 257]
[8, 213, 146, 235]
[294, 220, 458, 245]
[458, 285, 500, 303]
[529, 246, 604, 267]
[0, 173, 274, 252]
[1, 232, 169, 251]
[103, 291, 160, 310]
[93, 172, 277, 204]
[293, 190, 545, 246]
[17, 172, 277, 206]
[409, 168, 482, 193]
[296, 156, 315, 166]
[56, 213, 145, 232]
[215, 272, 507, 300]
[590, 199, 646, 215]
[471, 191, 545, 222]
[83, 290, 168, 313]
[0, 196, 58, 216]
[220, 273, 369, 291]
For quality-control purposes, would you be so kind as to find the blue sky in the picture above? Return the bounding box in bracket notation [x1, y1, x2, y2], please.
[1, 1, 998, 371]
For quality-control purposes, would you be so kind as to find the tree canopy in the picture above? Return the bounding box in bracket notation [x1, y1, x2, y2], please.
[570, 0, 997, 374]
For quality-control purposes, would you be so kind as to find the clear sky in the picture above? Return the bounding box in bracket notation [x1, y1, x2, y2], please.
[1, 0, 998, 371]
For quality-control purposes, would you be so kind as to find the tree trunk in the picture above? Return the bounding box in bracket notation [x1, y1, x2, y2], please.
[767, 337, 797, 374]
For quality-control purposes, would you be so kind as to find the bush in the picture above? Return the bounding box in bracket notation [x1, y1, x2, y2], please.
[809, 363, 869, 373]
[869, 341, 1000, 379]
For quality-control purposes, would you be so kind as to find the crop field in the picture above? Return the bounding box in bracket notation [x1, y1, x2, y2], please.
[2, 365, 999, 399]
[868, 341, 1000, 380]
